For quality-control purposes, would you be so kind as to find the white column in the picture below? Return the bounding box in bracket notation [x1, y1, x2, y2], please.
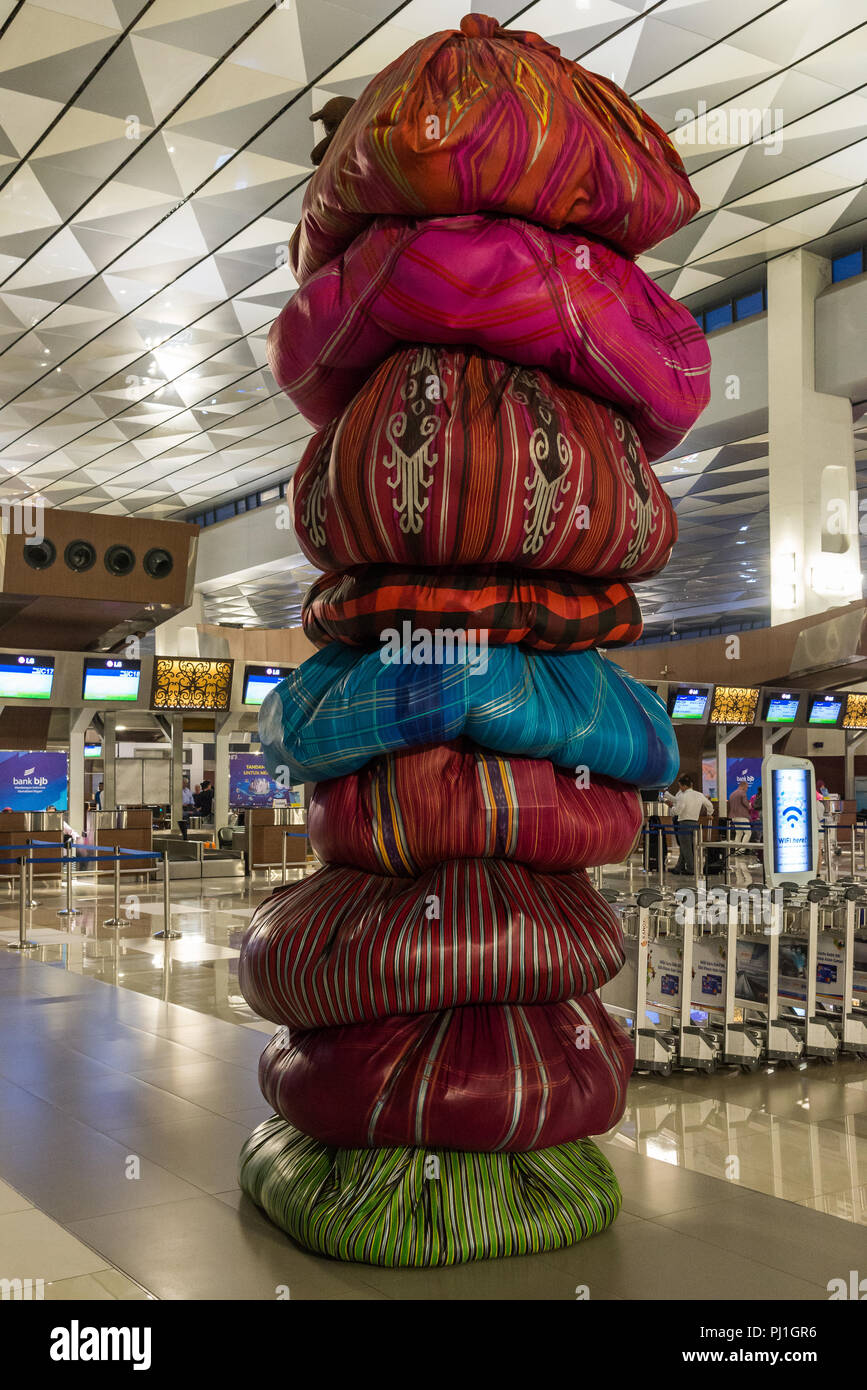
[170, 715, 184, 826]
[102, 711, 117, 810]
[768, 249, 860, 624]
[67, 708, 92, 836]
[214, 714, 233, 832]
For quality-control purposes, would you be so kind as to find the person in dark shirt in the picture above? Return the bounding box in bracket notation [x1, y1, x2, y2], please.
[194, 779, 214, 820]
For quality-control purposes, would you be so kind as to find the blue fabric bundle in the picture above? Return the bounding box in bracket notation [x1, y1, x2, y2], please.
[259, 644, 678, 787]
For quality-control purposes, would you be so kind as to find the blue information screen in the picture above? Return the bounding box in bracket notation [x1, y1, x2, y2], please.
[772, 767, 813, 875]
[242, 665, 291, 706]
[766, 694, 799, 724]
[808, 697, 841, 726]
[670, 687, 709, 720]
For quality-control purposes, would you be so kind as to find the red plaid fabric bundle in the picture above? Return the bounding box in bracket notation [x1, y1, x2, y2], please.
[302, 565, 642, 652]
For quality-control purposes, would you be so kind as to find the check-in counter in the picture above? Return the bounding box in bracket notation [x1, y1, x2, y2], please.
[0, 810, 66, 879]
[86, 807, 152, 870]
[245, 807, 307, 873]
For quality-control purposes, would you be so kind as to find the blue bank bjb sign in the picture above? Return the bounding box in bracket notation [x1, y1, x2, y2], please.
[0, 751, 68, 811]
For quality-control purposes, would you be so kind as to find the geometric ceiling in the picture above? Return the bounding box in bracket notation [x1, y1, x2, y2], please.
[0, 0, 864, 634]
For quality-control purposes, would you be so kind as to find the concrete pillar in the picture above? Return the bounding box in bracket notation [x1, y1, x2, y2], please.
[170, 715, 184, 826]
[67, 708, 92, 836]
[214, 714, 233, 833]
[768, 249, 860, 624]
[102, 711, 117, 810]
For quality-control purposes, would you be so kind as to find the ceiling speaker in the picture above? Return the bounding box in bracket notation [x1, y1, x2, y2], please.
[104, 544, 136, 577]
[23, 540, 56, 570]
[64, 540, 96, 572]
[143, 547, 173, 579]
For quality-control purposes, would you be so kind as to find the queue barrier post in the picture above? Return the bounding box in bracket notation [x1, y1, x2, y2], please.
[56, 839, 79, 918]
[282, 829, 287, 885]
[103, 855, 122, 927]
[8, 857, 37, 950]
[26, 851, 38, 909]
[153, 850, 181, 940]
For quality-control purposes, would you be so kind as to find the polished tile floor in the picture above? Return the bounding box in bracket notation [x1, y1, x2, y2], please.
[0, 863, 865, 1300]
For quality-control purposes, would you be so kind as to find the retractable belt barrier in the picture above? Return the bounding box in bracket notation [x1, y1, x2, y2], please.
[5, 844, 175, 950]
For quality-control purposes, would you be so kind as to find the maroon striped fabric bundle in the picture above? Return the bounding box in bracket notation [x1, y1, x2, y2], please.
[302, 565, 643, 652]
[272, 214, 710, 458]
[258, 992, 633, 1150]
[292, 346, 676, 579]
[290, 13, 697, 281]
[309, 741, 642, 875]
[239, 859, 625, 1028]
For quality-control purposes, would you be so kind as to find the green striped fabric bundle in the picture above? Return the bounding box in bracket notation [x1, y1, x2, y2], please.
[239, 1116, 622, 1267]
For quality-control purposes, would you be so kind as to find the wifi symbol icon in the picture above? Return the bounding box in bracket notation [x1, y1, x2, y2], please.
[782, 805, 803, 827]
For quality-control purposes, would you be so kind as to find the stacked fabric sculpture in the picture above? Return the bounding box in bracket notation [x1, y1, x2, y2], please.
[238, 12, 707, 1268]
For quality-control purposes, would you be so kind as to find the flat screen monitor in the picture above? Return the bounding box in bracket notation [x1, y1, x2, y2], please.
[242, 664, 292, 706]
[767, 761, 816, 882]
[82, 657, 141, 702]
[807, 694, 842, 727]
[84, 744, 101, 758]
[0, 654, 54, 700]
[842, 693, 867, 730]
[762, 690, 802, 725]
[709, 685, 759, 726]
[668, 685, 712, 722]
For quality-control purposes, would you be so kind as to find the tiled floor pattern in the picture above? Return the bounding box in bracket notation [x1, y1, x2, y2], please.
[0, 867, 865, 1300]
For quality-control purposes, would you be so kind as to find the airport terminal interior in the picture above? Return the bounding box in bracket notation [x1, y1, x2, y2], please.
[1, 0, 867, 1311]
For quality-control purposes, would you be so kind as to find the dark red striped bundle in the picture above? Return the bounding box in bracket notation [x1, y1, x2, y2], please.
[291, 345, 676, 580]
[302, 565, 642, 652]
[259, 992, 633, 1151]
[239, 859, 626, 1028]
[308, 742, 642, 875]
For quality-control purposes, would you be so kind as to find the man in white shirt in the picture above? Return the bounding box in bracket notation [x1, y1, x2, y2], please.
[664, 775, 715, 876]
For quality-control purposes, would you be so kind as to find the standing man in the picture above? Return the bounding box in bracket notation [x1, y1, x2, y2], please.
[178, 777, 194, 840]
[94, 781, 103, 809]
[669, 775, 714, 876]
[728, 778, 753, 852]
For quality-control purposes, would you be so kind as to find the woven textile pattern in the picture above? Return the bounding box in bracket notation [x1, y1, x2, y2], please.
[258, 991, 633, 1150]
[302, 565, 643, 652]
[290, 12, 697, 281]
[292, 346, 676, 578]
[258, 643, 680, 787]
[272, 214, 710, 459]
[308, 742, 643, 874]
[239, 860, 626, 1028]
[238, 1119, 622, 1266]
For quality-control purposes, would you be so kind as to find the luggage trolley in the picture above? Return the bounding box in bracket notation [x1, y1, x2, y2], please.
[764, 881, 807, 1065]
[719, 886, 767, 1071]
[603, 887, 680, 1077]
[677, 889, 725, 1073]
[803, 884, 842, 1061]
[841, 885, 867, 1057]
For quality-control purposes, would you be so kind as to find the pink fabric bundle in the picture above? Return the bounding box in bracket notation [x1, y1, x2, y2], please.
[290, 12, 698, 281]
[258, 992, 633, 1150]
[291, 345, 676, 579]
[271, 215, 710, 459]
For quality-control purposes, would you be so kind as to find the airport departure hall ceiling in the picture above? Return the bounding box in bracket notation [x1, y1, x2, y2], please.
[0, 0, 865, 632]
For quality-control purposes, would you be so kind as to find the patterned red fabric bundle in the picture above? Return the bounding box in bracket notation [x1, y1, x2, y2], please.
[292, 346, 676, 579]
[258, 992, 633, 1150]
[302, 565, 642, 652]
[290, 12, 698, 281]
[239, 859, 626, 1028]
[272, 214, 710, 458]
[308, 741, 642, 875]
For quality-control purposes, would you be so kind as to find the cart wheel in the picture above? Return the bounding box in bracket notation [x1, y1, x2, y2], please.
[705, 1059, 718, 1074]
[741, 1059, 760, 1073]
[821, 1055, 837, 1065]
[658, 1061, 672, 1077]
